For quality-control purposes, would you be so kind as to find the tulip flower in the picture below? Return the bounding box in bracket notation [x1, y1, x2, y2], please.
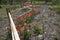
[24, 11, 32, 17]
[7, 27, 11, 31]
[16, 17, 21, 21]
[20, 16, 24, 20]
[20, 28, 24, 33]
[24, 22, 27, 26]
[18, 24, 22, 27]
[24, 20, 27, 23]
[16, 27, 20, 31]
[28, 13, 32, 17]
[24, 13, 29, 17]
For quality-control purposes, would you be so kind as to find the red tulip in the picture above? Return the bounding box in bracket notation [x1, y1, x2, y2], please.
[16, 17, 21, 21]
[28, 13, 32, 17]
[19, 36, 23, 39]
[20, 16, 24, 20]
[20, 28, 24, 32]
[18, 24, 22, 27]
[23, 15, 25, 18]
[7, 27, 11, 31]
[15, 25, 20, 31]
[24, 13, 29, 17]
[24, 20, 27, 23]
[25, 11, 32, 17]
[16, 27, 20, 31]
[24, 22, 27, 26]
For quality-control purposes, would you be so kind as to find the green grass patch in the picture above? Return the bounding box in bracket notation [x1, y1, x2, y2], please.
[0, 38, 4, 40]
[0, 8, 6, 18]
[0, 8, 6, 13]
[48, 5, 60, 14]
[10, 5, 21, 10]
[32, 1, 45, 5]
[48, 5, 60, 9]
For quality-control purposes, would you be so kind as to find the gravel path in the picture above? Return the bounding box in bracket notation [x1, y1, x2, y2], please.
[30, 5, 60, 40]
